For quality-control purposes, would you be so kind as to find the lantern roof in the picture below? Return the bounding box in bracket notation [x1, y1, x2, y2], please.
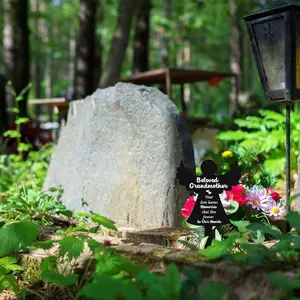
[243, 3, 300, 21]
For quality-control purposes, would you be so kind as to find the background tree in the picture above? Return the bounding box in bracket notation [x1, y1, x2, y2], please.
[73, 0, 99, 99]
[132, 0, 151, 74]
[99, 0, 137, 88]
[229, 0, 243, 117]
[3, 0, 30, 117]
[0, 0, 272, 125]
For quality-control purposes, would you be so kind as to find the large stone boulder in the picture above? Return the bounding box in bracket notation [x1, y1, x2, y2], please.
[44, 83, 195, 229]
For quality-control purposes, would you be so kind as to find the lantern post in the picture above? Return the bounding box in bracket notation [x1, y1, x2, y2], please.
[243, 3, 300, 221]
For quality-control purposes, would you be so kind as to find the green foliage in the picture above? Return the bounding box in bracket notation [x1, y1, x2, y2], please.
[217, 109, 300, 179]
[0, 257, 23, 292]
[0, 186, 72, 224]
[0, 221, 39, 257]
[0, 144, 53, 199]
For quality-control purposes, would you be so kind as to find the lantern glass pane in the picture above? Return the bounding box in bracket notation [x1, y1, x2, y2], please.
[252, 17, 285, 91]
[296, 15, 300, 89]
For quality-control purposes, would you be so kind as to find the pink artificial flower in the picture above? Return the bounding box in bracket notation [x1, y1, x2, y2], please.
[181, 195, 197, 217]
[267, 200, 285, 219]
[225, 184, 249, 206]
[247, 186, 271, 211]
[266, 187, 281, 202]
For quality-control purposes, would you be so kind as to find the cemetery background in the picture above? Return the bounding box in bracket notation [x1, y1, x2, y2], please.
[1, 0, 300, 299]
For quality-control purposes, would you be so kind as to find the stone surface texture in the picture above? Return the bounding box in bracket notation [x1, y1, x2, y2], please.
[44, 83, 195, 228]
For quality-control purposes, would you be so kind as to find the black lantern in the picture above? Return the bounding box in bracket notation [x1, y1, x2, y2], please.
[243, 3, 300, 102]
[243, 3, 300, 220]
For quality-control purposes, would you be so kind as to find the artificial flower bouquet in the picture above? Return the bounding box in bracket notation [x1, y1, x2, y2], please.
[182, 184, 285, 222]
[181, 184, 285, 244]
[181, 149, 285, 245]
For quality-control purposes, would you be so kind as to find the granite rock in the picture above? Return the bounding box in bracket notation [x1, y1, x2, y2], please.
[44, 83, 195, 228]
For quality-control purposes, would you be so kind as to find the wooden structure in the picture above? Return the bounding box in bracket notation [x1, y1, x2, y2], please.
[29, 98, 69, 129]
[120, 68, 238, 126]
[29, 68, 237, 131]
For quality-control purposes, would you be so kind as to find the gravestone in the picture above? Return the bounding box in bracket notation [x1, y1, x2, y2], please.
[44, 83, 195, 229]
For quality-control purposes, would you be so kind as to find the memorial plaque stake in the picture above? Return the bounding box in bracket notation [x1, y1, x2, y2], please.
[177, 160, 241, 247]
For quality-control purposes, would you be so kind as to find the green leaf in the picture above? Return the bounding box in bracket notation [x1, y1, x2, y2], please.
[15, 83, 32, 101]
[59, 236, 84, 259]
[119, 282, 144, 300]
[246, 223, 283, 239]
[251, 230, 265, 244]
[258, 110, 285, 122]
[287, 193, 300, 207]
[270, 239, 291, 252]
[3, 130, 21, 139]
[230, 220, 249, 233]
[0, 221, 39, 256]
[182, 267, 202, 285]
[6, 107, 19, 114]
[0, 274, 20, 292]
[0, 257, 17, 266]
[76, 212, 117, 231]
[217, 130, 247, 141]
[41, 271, 78, 286]
[57, 209, 73, 218]
[198, 233, 239, 260]
[181, 218, 189, 229]
[226, 200, 239, 214]
[265, 131, 282, 152]
[34, 240, 56, 250]
[286, 211, 300, 233]
[40, 256, 57, 273]
[65, 225, 86, 235]
[17, 143, 32, 152]
[267, 272, 292, 291]
[15, 118, 30, 125]
[178, 240, 198, 250]
[164, 264, 181, 299]
[136, 269, 159, 286]
[264, 157, 285, 177]
[0, 257, 23, 272]
[78, 275, 121, 300]
[235, 117, 262, 129]
[198, 282, 228, 300]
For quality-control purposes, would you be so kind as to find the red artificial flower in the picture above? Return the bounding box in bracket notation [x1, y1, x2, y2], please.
[266, 187, 281, 201]
[225, 184, 249, 206]
[181, 195, 196, 217]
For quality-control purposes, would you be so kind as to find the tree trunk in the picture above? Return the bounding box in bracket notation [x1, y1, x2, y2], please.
[229, 0, 243, 117]
[68, 28, 76, 98]
[99, 0, 136, 88]
[31, 0, 42, 118]
[0, 75, 8, 131]
[132, 0, 151, 74]
[0, 1, 4, 71]
[74, 0, 99, 99]
[3, 0, 30, 117]
[94, 1, 103, 92]
[160, 0, 172, 67]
